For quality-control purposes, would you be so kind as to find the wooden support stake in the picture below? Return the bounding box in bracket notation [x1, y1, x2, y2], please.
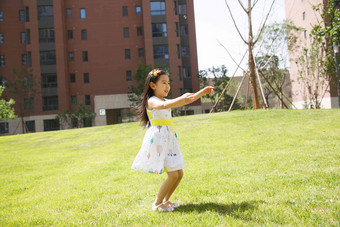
[210, 51, 248, 113]
[258, 70, 289, 109]
[228, 73, 247, 112]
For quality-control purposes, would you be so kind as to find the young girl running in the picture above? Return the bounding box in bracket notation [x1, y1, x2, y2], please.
[131, 69, 213, 212]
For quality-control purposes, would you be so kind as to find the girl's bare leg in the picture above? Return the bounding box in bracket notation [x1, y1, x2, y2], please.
[164, 169, 183, 202]
[154, 171, 179, 207]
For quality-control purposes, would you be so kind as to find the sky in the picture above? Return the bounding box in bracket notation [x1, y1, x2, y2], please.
[193, 0, 287, 76]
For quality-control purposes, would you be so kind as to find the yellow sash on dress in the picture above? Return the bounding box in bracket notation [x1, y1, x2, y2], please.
[151, 119, 173, 133]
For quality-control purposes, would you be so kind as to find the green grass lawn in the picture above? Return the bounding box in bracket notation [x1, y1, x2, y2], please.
[0, 109, 339, 226]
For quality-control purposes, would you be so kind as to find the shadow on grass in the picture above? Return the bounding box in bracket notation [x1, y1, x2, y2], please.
[175, 201, 265, 219]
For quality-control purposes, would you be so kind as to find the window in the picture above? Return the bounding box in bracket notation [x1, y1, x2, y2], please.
[175, 22, 179, 37]
[85, 95, 91, 105]
[180, 24, 188, 36]
[137, 27, 143, 36]
[25, 7, 29, 22]
[80, 8, 86, 19]
[71, 96, 77, 105]
[138, 48, 144, 57]
[153, 45, 168, 59]
[43, 119, 59, 131]
[0, 122, 9, 134]
[67, 30, 73, 40]
[22, 54, 27, 65]
[150, 1, 166, 15]
[82, 51, 88, 62]
[25, 120, 35, 133]
[27, 52, 32, 67]
[21, 32, 26, 44]
[0, 33, 4, 44]
[176, 44, 181, 59]
[19, 10, 25, 21]
[70, 73, 76, 83]
[39, 28, 54, 43]
[0, 11, 3, 22]
[182, 46, 190, 57]
[0, 55, 6, 66]
[40, 51, 56, 65]
[66, 8, 72, 18]
[83, 73, 89, 83]
[179, 4, 187, 15]
[136, 6, 142, 15]
[81, 29, 87, 40]
[26, 29, 31, 44]
[152, 23, 167, 37]
[126, 70, 132, 81]
[24, 98, 34, 112]
[38, 6, 54, 20]
[174, 1, 178, 15]
[123, 27, 130, 38]
[42, 96, 58, 111]
[125, 49, 130, 59]
[178, 66, 182, 81]
[69, 52, 74, 62]
[183, 67, 191, 78]
[122, 6, 128, 16]
[41, 74, 57, 88]
[303, 12, 306, 20]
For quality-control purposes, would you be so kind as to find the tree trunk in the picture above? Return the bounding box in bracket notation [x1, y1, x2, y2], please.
[248, 0, 260, 109]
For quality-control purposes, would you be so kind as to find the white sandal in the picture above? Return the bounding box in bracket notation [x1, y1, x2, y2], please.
[163, 200, 180, 208]
[152, 202, 174, 212]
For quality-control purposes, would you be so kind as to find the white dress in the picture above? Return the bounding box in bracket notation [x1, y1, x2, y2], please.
[131, 96, 185, 174]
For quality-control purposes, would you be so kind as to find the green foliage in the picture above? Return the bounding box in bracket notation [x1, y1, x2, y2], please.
[311, 0, 340, 44]
[0, 86, 17, 121]
[0, 110, 339, 225]
[1, 68, 39, 133]
[198, 65, 242, 111]
[56, 103, 96, 129]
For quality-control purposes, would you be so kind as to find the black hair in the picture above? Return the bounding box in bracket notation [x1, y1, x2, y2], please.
[135, 69, 168, 128]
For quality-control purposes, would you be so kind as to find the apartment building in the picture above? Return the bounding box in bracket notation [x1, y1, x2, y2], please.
[0, 0, 200, 135]
[285, 0, 339, 109]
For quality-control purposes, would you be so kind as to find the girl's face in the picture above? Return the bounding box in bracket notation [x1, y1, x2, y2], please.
[150, 74, 170, 98]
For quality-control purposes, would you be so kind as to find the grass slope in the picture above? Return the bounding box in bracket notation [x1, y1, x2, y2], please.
[0, 110, 339, 226]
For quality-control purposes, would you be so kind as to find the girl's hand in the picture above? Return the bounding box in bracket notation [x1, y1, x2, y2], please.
[182, 93, 195, 104]
[203, 86, 214, 95]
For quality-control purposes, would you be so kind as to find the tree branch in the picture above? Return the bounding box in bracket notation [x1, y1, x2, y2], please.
[252, 0, 260, 9]
[217, 39, 247, 71]
[254, 0, 276, 45]
[225, 0, 248, 44]
[238, 0, 248, 13]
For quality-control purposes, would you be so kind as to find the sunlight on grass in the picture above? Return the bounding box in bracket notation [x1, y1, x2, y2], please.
[0, 110, 339, 226]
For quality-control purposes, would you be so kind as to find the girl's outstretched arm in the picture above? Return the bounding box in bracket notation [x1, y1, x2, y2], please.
[190, 86, 214, 103]
[148, 93, 195, 110]
[148, 86, 214, 110]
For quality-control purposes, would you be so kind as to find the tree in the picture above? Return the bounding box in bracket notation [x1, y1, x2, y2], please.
[292, 0, 339, 108]
[224, 0, 276, 109]
[2, 68, 39, 133]
[56, 103, 96, 129]
[197, 65, 242, 112]
[296, 38, 330, 109]
[0, 86, 17, 121]
[256, 21, 302, 108]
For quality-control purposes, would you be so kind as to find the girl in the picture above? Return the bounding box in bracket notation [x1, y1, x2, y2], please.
[131, 69, 213, 212]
